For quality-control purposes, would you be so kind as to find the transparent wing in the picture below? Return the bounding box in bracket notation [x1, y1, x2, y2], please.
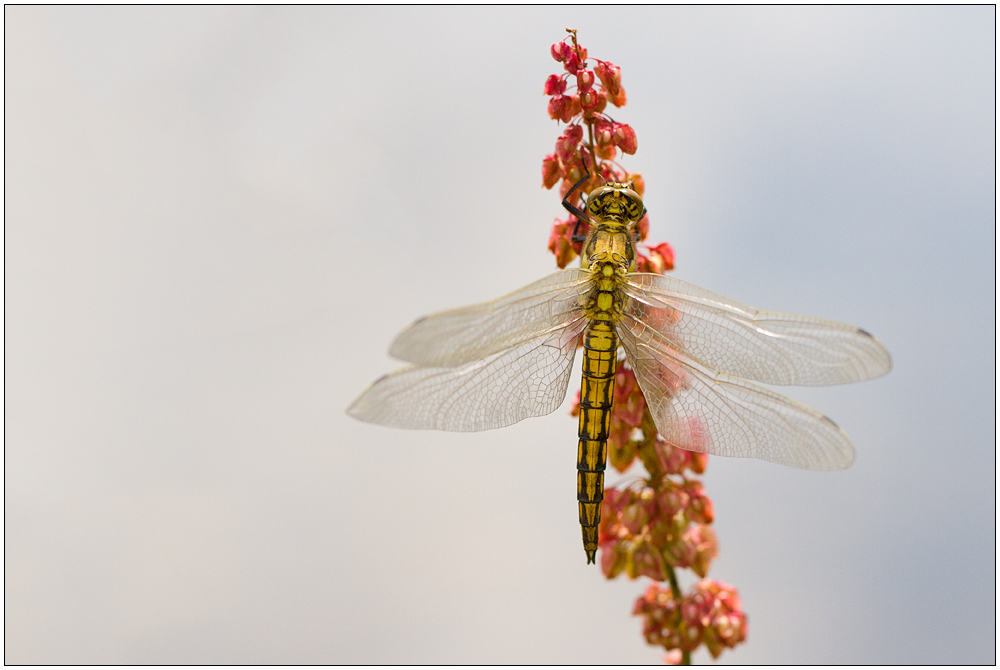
[348, 317, 586, 431]
[619, 314, 854, 470]
[390, 269, 591, 367]
[624, 273, 891, 386]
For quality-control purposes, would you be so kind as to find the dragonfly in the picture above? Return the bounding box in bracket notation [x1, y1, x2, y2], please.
[348, 174, 892, 564]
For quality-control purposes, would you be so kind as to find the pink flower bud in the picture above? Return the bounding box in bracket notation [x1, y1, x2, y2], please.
[594, 89, 608, 113]
[634, 545, 666, 581]
[641, 241, 675, 274]
[662, 537, 694, 570]
[655, 440, 689, 476]
[608, 435, 637, 472]
[544, 74, 567, 96]
[614, 123, 638, 154]
[663, 650, 683, 665]
[565, 95, 581, 121]
[600, 542, 627, 578]
[555, 133, 579, 163]
[546, 95, 567, 121]
[563, 52, 580, 73]
[656, 483, 689, 518]
[595, 142, 617, 161]
[608, 416, 628, 448]
[714, 582, 742, 612]
[621, 502, 648, 535]
[628, 173, 645, 197]
[594, 118, 614, 145]
[547, 217, 580, 268]
[549, 95, 581, 123]
[595, 60, 622, 94]
[640, 488, 660, 518]
[714, 613, 747, 645]
[684, 481, 705, 500]
[541, 154, 564, 189]
[565, 124, 583, 144]
[594, 118, 617, 159]
[551, 236, 574, 269]
[633, 584, 663, 614]
[693, 580, 748, 658]
[611, 367, 645, 428]
[634, 214, 650, 242]
[688, 451, 708, 474]
[685, 488, 715, 525]
[682, 586, 714, 627]
[595, 61, 627, 107]
[550, 41, 571, 62]
[579, 88, 600, 112]
[602, 487, 630, 517]
[608, 86, 627, 107]
[635, 250, 654, 273]
[563, 45, 588, 73]
[648, 242, 675, 273]
[577, 70, 595, 90]
[615, 366, 636, 397]
[685, 525, 718, 578]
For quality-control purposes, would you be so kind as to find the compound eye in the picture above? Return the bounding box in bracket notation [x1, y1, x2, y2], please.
[620, 189, 644, 220]
[586, 186, 614, 215]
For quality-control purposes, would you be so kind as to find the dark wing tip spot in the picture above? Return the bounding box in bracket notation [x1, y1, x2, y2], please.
[820, 414, 841, 430]
[413, 315, 427, 324]
[857, 327, 874, 338]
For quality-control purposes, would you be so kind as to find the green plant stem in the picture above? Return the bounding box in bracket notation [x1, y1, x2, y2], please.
[665, 565, 692, 665]
[665, 564, 681, 599]
[585, 120, 599, 180]
[635, 406, 664, 483]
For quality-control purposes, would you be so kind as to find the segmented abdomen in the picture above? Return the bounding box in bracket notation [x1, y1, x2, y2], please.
[577, 320, 618, 564]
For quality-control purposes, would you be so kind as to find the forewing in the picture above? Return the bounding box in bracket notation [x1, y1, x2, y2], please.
[624, 273, 891, 386]
[348, 317, 586, 432]
[619, 314, 854, 470]
[390, 269, 591, 367]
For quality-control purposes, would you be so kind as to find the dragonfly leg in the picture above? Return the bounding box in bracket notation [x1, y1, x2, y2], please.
[562, 162, 593, 244]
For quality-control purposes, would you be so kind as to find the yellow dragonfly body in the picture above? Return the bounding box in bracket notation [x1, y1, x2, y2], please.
[348, 183, 891, 564]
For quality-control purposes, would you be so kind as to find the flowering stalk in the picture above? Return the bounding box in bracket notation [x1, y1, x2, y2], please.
[541, 30, 747, 665]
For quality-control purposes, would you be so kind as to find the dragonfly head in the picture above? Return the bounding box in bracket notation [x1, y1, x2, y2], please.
[586, 183, 645, 225]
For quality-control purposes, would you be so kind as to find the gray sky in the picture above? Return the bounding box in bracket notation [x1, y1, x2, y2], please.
[5, 6, 994, 664]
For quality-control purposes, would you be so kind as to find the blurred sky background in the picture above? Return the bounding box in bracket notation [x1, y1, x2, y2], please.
[5, 6, 995, 664]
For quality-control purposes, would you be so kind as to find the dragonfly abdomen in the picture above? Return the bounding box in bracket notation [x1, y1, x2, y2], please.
[577, 319, 618, 564]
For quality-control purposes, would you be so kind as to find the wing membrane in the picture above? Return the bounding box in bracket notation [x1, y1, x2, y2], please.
[349, 317, 586, 431]
[619, 314, 854, 470]
[624, 273, 891, 386]
[390, 269, 590, 367]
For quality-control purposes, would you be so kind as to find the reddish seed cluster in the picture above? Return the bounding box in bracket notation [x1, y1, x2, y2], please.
[634, 581, 749, 660]
[596, 452, 717, 581]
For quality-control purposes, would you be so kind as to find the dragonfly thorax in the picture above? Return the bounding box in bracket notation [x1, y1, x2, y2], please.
[580, 184, 643, 273]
